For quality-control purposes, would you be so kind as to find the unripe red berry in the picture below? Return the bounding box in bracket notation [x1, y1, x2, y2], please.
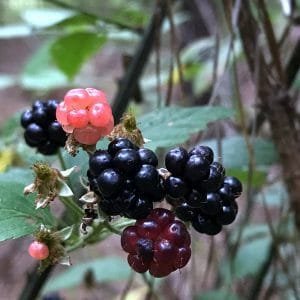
[28, 241, 49, 260]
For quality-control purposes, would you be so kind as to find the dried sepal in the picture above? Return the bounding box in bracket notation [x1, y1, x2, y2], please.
[23, 161, 74, 209]
[108, 112, 144, 147]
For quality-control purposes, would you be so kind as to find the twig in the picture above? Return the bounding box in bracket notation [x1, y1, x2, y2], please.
[112, 1, 168, 122]
[120, 271, 135, 300]
[18, 265, 53, 300]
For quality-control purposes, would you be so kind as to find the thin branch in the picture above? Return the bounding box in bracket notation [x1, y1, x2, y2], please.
[112, 1, 168, 122]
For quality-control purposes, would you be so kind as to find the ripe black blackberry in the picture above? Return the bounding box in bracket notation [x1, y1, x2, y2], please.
[164, 145, 242, 235]
[88, 138, 164, 219]
[21, 100, 67, 155]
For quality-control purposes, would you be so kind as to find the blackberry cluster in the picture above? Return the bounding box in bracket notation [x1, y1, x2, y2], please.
[121, 208, 191, 278]
[21, 100, 67, 155]
[164, 145, 242, 235]
[87, 138, 165, 219]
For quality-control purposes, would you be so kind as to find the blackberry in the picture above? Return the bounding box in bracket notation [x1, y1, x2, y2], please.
[20, 99, 67, 155]
[165, 147, 188, 176]
[108, 138, 135, 156]
[164, 176, 188, 199]
[192, 213, 222, 235]
[223, 176, 243, 198]
[189, 145, 214, 164]
[186, 189, 206, 207]
[88, 138, 160, 219]
[121, 208, 191, 277]
[184, 155, 210, 182]
[175, 202, 199, 222]
[200, 162, 225, 192]
[199, 193, 222, 216]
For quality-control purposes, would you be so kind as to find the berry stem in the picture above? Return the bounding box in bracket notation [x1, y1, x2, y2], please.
[103, 220, 121, 236]
[57, 148, 67, 170]
[60, 196, 83, 222]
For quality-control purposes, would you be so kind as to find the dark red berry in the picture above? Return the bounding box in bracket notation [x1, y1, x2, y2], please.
[174, 247, 191, 269]
[128, 254, 149, 273]
[149, 261, 174, 277]
[154, 238, 177, 265]
[165, 147, 188, 176]
[121, 226, 140, 254]
[160, 220, 191, 247]
[136, 219, 160, 240]
[148, 208, 175, 229]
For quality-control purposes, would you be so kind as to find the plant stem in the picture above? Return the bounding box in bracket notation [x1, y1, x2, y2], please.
[57, 149, 67, 170]
[60, 196, 83, 222]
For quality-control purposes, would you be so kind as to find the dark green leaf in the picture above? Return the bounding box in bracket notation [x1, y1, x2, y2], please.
[196, 290, 240, 300]
[227, 168, 267, 188]
[139, 106, 233, 151]
[43, 256, 131, 293]
[204, 136, 278, 168]
[0, 181, 55, 242]
[51, 32, 107, 80]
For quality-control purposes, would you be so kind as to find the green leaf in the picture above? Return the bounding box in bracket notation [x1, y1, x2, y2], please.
[204, 136, 278, 168]
[139, 106, 233, 151]
[51, 32, 107, 80]
[43, 256, 131, 293]
[196, 290, 240, 300]
[220, 236, 271, 282]
[21, 41, 68, 90]
[255, 181, 287, 207]
[0, 181, 55, 242]
[227, 168, 267, 188]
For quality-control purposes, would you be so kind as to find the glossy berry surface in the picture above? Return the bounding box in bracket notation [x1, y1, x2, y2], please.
[189, 145, 214, 164]
[56, 88, 114, 145]
[88, 138, 160, 219]
[199, 193, 222, 215]
[121, 208, 191, 277]
[192, 214, 222, 235]
[165, 176, 188, 199]
[21, 99, 67, 155]
[165, 147, 188, 176]
[223, 176, 243, 198]
[28, 241, 49, 260]
[184, 155, 210, 182]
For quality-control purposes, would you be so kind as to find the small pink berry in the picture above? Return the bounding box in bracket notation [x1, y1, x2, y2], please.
[62, 124, 74, 133]
[64, 88, 92, 109]
[28, 241, 49, 260]
[85, 88, 108, 104]
[73, 125, 103, 145]
[101, 114, 114, 135]
[67, 109, 89, 128]
[88, 103, 112, 127]
[56, 102, 69, 125]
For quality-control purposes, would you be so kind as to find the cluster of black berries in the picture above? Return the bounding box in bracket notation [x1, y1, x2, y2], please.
[21, 100, 67, 155]
[164, 146, 242, 235]
[87, 138, 165, 219]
